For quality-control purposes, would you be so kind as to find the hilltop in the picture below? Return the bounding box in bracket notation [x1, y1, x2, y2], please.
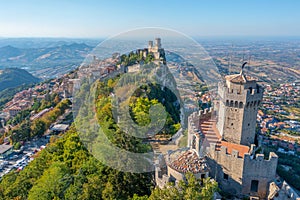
[0, 68, 40, 91]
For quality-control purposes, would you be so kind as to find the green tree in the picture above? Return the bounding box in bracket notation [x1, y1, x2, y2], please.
[130, 97, 159, 126]
[28, 162, 71, 200]
[30, 119, 46, 137]
[149, 173, 218, 200]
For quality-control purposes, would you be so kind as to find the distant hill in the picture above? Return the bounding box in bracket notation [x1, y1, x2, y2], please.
[0, 43, 93, 62]
[0, 68, 40, 91]
[0, 43, 94, 79]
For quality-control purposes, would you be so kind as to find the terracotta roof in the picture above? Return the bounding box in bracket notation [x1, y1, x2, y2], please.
[168, 149, 209, 174]
[8, 106, 22, 110]
[215, 141, 250, 158]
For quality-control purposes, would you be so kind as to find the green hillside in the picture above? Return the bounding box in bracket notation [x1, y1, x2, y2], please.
[0, 68, 40, 91]
[0, 76, 217, 200]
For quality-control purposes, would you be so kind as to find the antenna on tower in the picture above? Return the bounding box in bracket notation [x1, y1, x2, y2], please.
[229, 44, 233, 74]
[248, 54, 251, 66]
[242, 49, 246, 63]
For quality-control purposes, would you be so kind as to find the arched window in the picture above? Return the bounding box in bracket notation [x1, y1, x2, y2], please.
[226, 100, 229, 106]
[235, 101, 238, 108]
[239, 102, 243, 108]
[249, 87, 253, 94]
[230, 100, 234, 107]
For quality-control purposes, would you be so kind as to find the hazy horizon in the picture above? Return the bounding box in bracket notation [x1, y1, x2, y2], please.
[1, 0, 300, 38]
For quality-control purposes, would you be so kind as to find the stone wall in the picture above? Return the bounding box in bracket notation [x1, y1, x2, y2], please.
[208, 144, 245, 196]
[208, 143, 278, 199]
[187, 108, 213, 155]
[242, 152, 278, 199]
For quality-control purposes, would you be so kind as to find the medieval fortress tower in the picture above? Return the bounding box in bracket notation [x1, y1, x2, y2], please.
[216, 68, 263, 146]
[207, 68, 278, 199]
[148, 38, 162, 59]
[156, 63, 280, 199]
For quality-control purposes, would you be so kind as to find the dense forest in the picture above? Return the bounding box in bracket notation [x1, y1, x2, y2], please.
[0, 76, 217, 199]
[0, 127, 217, 200]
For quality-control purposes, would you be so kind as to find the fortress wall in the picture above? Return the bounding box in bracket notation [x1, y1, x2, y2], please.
[167, 166, 185, 181]
[208, 144, 245, 196]
[187, 108, 213, 149]
[242, 152, 278, 199]
[187, 111, 200, 148]
[208, 144, 278, 199]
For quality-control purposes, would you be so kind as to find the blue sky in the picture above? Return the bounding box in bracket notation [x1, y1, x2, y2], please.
[0, 0, 300, 38]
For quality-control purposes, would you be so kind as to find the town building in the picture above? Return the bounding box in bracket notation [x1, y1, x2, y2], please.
[0, 144, 13, 159]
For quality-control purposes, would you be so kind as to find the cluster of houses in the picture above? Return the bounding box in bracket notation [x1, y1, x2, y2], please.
[77, 53, 122, 81]
[261, 136, 300, 155]
[264, 82, 300, 105]
[2, 89, 33, 118]
[257, 81, 300, 156]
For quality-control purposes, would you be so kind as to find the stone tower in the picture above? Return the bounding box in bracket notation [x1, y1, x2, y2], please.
[155, 38, 161, 49]
[148, 40, 153, 49]
[217, 64, 263, 146]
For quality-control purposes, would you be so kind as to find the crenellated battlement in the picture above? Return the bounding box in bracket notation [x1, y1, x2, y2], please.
[188, 108, 214, 135]
[218, 82, 263, 104]
[199, 107, 214, 119]
[222, 146, 245, 160]
[187, 107, 215, 154]
[210, 142, 248, 160]
[244, 152, 278, 163]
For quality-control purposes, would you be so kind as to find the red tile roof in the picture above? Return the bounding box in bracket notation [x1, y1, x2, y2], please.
[216, 141, 250, 158]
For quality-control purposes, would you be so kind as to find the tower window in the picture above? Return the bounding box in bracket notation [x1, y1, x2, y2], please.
[223, 173, 229, 180]
[249, 87, 253, 93]
[226, 100, 229, 106]
[250, 180, 259, 192]
[235, 101, 238, 107]
[239, 102, 243, 108]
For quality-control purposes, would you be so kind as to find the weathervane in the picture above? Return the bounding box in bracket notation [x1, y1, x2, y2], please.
[240, 61, 247, 75]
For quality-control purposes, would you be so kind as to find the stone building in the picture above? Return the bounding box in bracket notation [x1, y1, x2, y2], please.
[155, 110, 210, 188]
[148, 38, 162, 60]
[217, 70, 263, 146]
[139, 38, 166, 63]
[155, 148, 209, 188]
[185, 67, 279, 199]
